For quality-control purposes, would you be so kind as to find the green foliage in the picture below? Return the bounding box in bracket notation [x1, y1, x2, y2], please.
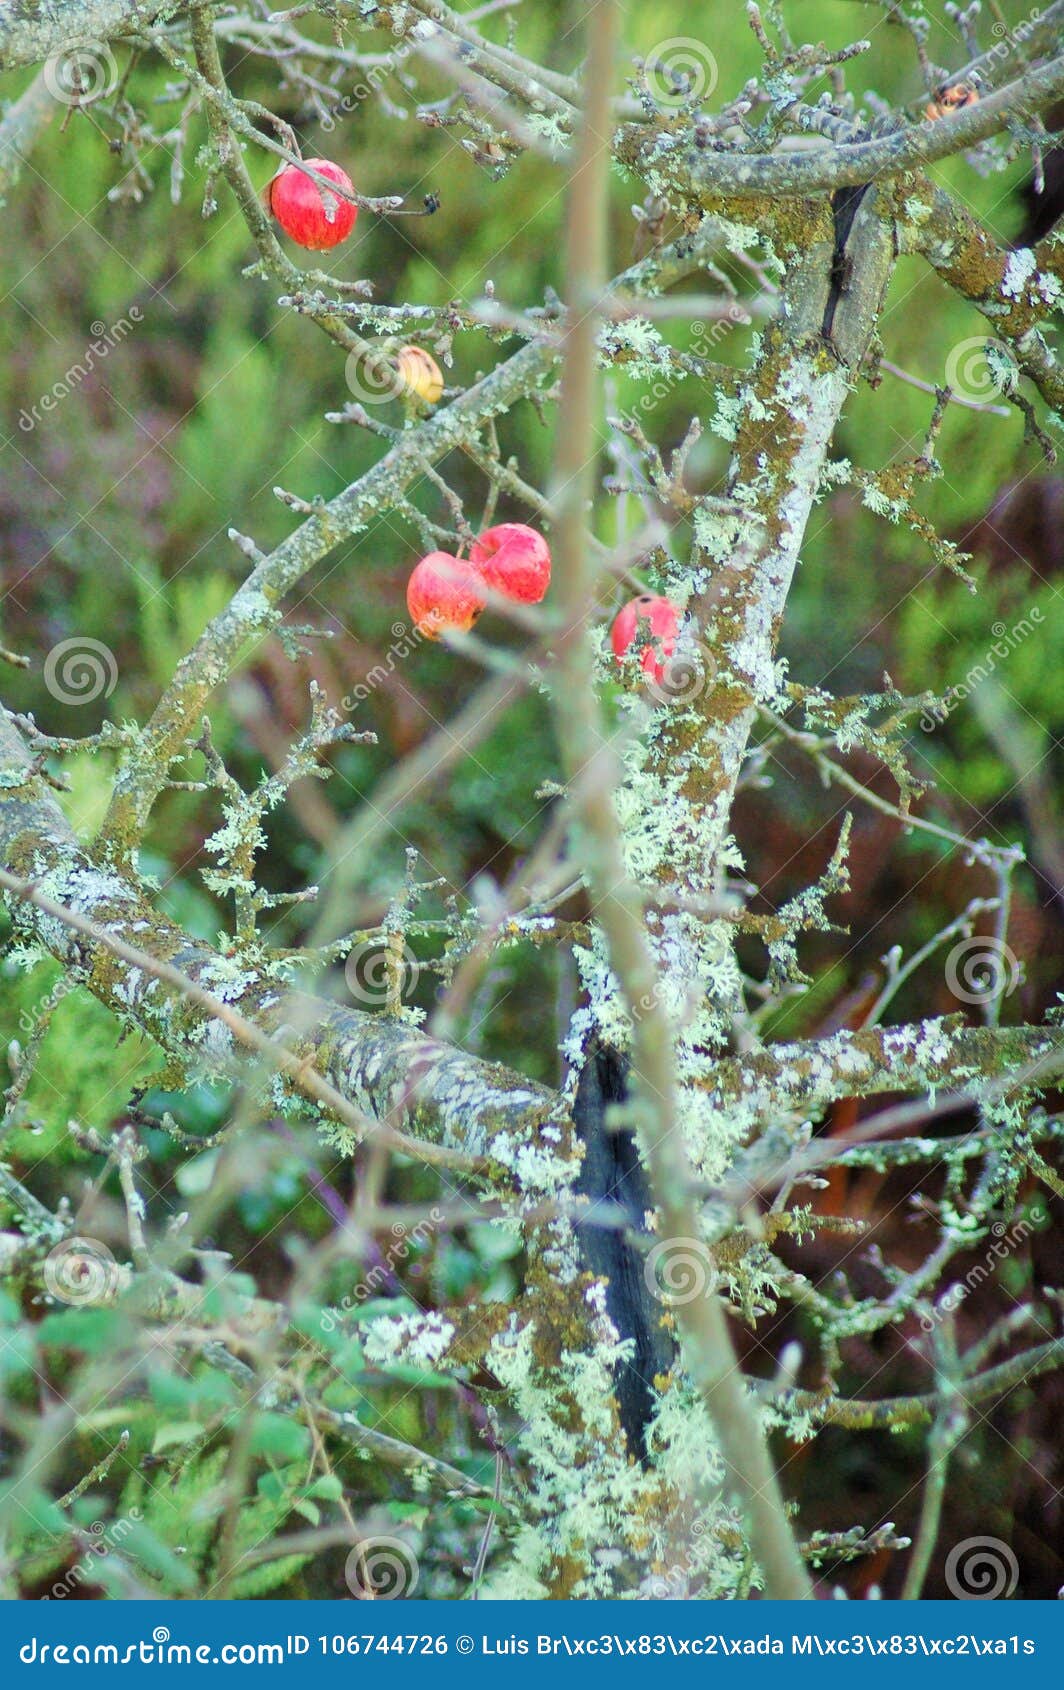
[899, 565, 1064, 809]
[132, 564, 242, 695]
[0, 955, 160, 1161]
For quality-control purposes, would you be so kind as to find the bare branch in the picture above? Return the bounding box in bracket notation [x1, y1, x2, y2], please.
[616, 53, 1064, 196]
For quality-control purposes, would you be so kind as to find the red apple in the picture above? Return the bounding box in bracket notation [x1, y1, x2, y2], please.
[470, 523, 551, 605]
[267, 158, 357, 251]
[407, 552, 487, 639]
[610, 594, 681, 684]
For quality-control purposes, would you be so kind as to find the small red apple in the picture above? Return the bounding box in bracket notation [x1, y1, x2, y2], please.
[610, 594, 681, 684]
[267, 158, 357, 251]
[470, 523, 551, 605]
[407, 552, 487, 639]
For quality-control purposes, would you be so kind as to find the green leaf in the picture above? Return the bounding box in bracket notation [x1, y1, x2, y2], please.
[369, 1363, 455, 1390]
[248, 1414, 310, 1462]
[0, 1325, 36, 1382]
[149, 1368, 237, 1413]
[175, 1148, 220, 1196]
[332, 1337, 365, 1380]
[0, 1485, 65, 1539]
[37, 1308, 121, 1352]
[151, 1421, 203, 1455]
[304, 1474, 344, 1501]
[121, 1521, 200, 1593]
[197, 1273, 258, 1318]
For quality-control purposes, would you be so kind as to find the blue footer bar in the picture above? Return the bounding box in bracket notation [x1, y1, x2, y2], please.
[2, 1600, 1060, 1685]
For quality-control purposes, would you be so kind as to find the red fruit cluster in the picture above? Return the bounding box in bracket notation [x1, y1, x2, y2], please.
[407, 523, 550, 639]
[267, 158, 357, 251]
[610, 594, 681, 684]
[470, 524, 550, 605]
[406, 553, 488, 640]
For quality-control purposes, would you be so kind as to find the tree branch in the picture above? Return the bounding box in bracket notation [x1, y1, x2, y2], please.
[709, 1023, 1064, 1132]
[0, 2, 163, 71]
[781, 1337, 1064, 1430]
[0, 712, 560, 1176]
[905, 182, 1064, 410]
[549, 0, 812, 1601]
[616, 53, 1064, 197]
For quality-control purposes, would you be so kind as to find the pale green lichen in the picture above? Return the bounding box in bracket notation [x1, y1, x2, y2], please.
[363, 1311, 457, 1370]
[480, 1309, 659, 1598]
[1002, 248, 1036, 301]
[524, 110, 571, 157]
